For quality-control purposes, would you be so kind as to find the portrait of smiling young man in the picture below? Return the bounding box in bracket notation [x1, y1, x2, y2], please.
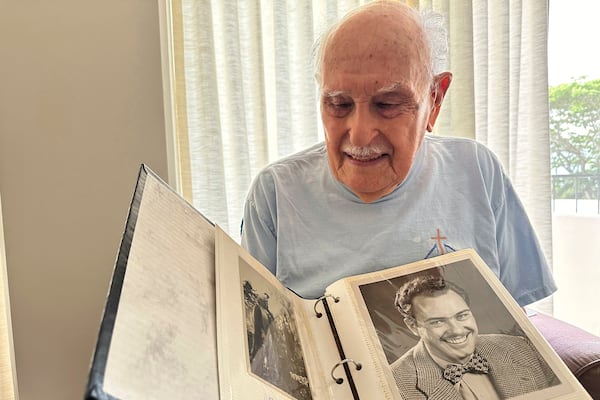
[240, 1, 556, 311]
[404, 286, 478, 365]
[391, 275, 559, 399]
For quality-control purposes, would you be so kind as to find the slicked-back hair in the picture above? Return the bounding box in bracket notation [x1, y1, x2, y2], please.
[394, 275, 470, 320]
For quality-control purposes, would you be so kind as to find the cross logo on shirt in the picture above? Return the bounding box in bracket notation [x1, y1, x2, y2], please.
[424, 228, 456, 259]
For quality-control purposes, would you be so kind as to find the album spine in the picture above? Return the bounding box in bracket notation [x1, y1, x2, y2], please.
[313, 295, 362, 400]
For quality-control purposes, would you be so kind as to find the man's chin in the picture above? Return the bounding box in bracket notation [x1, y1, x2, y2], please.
[341, 179, 400, 202]
[446, 346, 477, 364]
[347, 187, 390, 203]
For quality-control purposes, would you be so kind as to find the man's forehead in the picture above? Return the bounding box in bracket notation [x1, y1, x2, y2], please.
[328, 2, 423, 51]
[324, 4, 427, 61]
[413, 290, 468, 314]
[321, 81, 415, 98]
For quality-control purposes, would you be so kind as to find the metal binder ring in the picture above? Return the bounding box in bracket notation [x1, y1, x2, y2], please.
[331, 358, 362, 384]
[313, 294, 340, 318]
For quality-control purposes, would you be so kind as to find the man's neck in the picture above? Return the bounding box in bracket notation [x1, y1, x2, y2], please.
[425, 344, 472, 368]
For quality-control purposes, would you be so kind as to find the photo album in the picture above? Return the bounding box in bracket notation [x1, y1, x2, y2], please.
[85, 165, 590, 400]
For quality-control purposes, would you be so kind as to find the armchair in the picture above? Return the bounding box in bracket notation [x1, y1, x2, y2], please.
[530, 312, 600, 398]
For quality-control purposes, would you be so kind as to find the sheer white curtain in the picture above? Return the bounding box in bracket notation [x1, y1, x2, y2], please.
[170, 0, 368, 238]
[167, 0, 553, 282]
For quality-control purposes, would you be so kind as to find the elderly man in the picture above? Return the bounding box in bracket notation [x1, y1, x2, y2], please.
[241, 0, 556, 307]
[391, 275, 558, 399]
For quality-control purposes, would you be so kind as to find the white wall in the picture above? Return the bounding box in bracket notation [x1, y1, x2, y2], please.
[552, 215, 600, 336]
[0, 2, 169, 399]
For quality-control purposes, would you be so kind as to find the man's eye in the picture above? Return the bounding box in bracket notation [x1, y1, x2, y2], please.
[374, 101, 405, 118]
[456, 311, 472, 321]
[331, 102, 352, 109]
[427, 320, 444, 327]
[374, 97, 418, 117]
[324, 100, 353, 117]
[375, 102, 397, 109]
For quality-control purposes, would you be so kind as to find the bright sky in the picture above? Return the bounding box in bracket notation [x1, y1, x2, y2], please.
[548, 0, 600, 85]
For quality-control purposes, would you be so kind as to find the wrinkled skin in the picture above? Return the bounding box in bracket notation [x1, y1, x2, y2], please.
[320, 2, 452, 203]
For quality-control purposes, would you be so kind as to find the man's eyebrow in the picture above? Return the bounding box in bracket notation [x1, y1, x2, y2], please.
[375, 82, 413, 96]
[321, 83, 414, 98]
[321, 89, 348, 98]
[455, 309, 472, 315]
[422, 308, 471, 322]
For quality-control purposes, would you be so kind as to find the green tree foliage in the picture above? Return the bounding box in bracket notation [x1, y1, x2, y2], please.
[549, 78, 600, 199]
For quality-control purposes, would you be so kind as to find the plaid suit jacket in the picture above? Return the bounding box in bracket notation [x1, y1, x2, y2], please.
[390, 334, 559, 399]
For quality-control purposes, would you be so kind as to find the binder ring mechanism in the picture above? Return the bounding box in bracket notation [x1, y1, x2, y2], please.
[313, 294, 340, 318]
[331, 358, 362, 384]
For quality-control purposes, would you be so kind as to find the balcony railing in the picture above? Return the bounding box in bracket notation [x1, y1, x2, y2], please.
[552, 173, 600, 214]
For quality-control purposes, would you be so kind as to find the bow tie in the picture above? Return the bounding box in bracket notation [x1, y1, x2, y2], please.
[443, 351, 490, 384]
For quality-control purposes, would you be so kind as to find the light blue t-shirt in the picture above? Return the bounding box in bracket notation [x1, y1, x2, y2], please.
[241, 136, 556, 306]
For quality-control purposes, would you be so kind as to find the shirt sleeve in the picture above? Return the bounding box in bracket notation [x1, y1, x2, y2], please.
[240, 172, 278, 275]
[494, 174, 557, 306]
[476, 144, 557, 306]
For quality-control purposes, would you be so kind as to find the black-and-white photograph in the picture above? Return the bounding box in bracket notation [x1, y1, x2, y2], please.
[358, 259, 561, 400]
[239, 257, 312, 400]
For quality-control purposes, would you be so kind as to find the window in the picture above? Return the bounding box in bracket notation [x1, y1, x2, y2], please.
[548, 0, 600, 336]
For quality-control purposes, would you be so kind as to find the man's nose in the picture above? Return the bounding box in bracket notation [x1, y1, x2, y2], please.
[347, 103, 379, 146]
[445, 318, 463, 332]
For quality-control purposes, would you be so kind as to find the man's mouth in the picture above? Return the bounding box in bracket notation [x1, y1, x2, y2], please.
[443, 333, 471, 345]
[343, 144, 390, 163]
[346, 152, 386, 162]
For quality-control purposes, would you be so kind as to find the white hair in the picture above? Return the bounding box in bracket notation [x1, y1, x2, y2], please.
[421, 9, 449, 75]
[312, 2, 449, 85]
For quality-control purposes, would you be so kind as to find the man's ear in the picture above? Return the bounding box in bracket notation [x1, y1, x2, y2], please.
[426, 72, 453, 132]
[404, 317, 420, 337]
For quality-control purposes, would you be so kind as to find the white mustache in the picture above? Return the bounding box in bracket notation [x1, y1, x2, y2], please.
[342, 144, 389, 159]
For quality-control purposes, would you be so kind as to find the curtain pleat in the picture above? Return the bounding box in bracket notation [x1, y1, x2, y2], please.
[212, 1, 253, 231]
[447, 1, 476, 139]
[169, 0, 194, 201]
[485, 1, 511, 164]
[238, 1, 268, 174]
[472, 0, 488, 144]
[514, 1, 553, 269]
[182, 0, 229, 229]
